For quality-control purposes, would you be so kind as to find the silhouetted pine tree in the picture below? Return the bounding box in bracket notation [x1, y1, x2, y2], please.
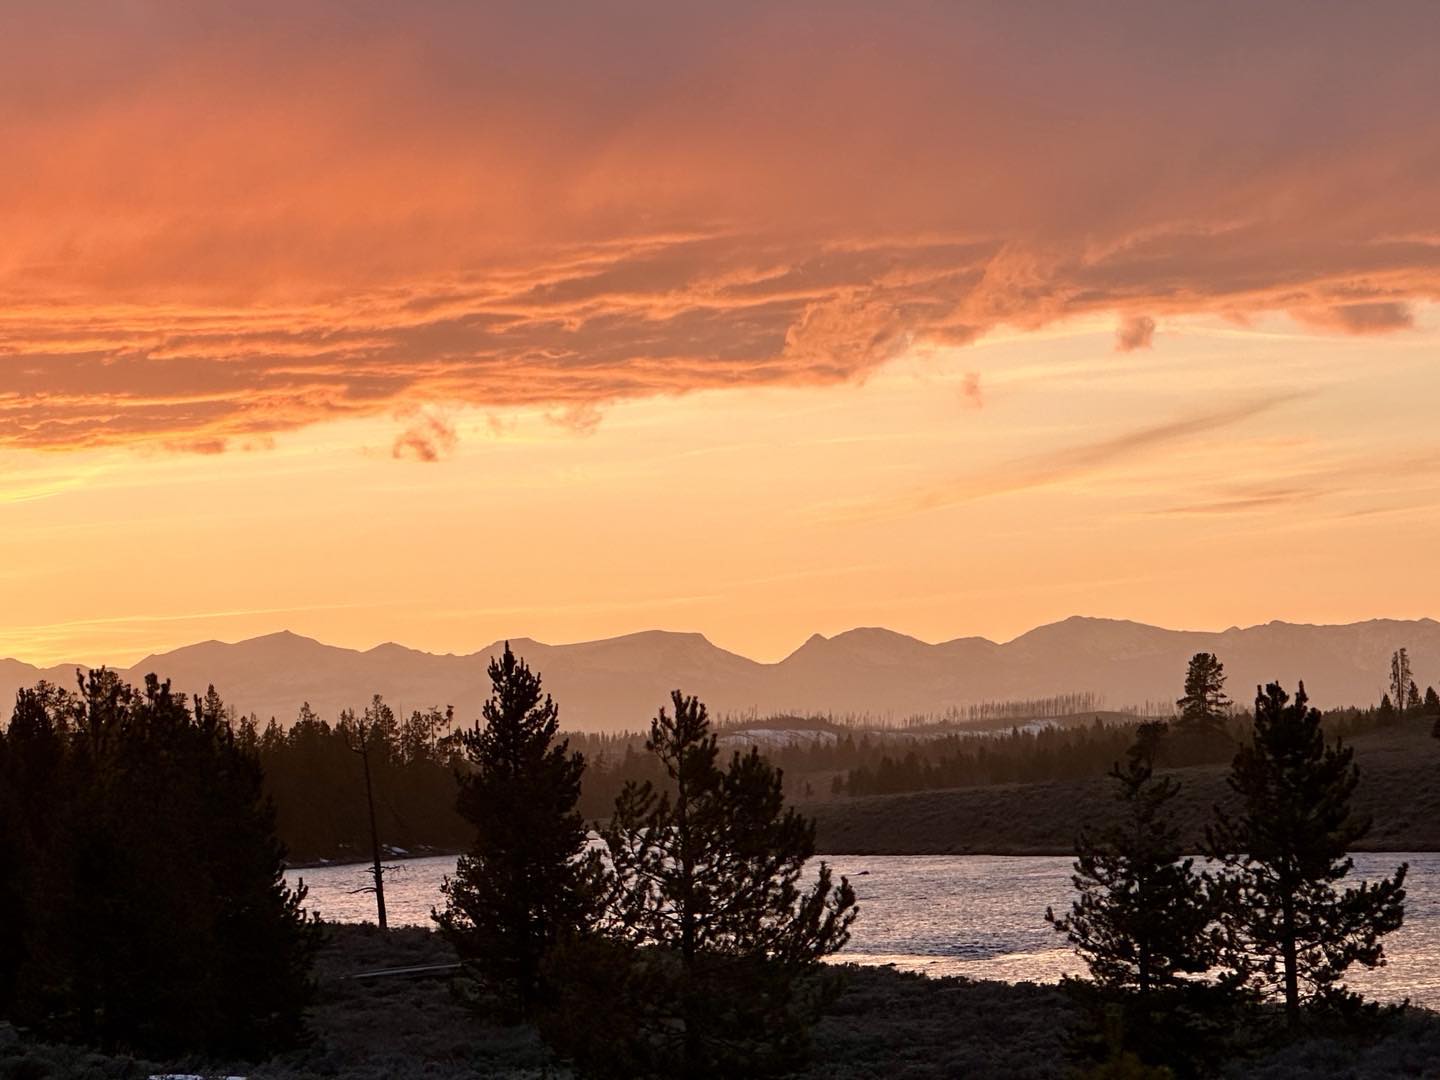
[434, 644, 598, 1017]
[1207, 681, 1407, 1027]
[1427, 687, 1440, 730]
[1047, 722, 1218, 996]
[1389, 648, 1414, 716]
[1377, 692, 1398, 726]
[1172, 653, 1232, 766]
[554, 690, 856, 1078]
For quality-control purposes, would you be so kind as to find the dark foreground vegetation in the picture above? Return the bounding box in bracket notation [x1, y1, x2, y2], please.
[0, 676, 316, 1058]
[7, 923, 1440, 1080]
[3, 647, 1438, 1077]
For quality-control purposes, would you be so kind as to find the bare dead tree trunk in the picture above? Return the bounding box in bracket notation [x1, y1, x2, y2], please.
[359, 739, 387, 930]
[345, 715, 388, 930]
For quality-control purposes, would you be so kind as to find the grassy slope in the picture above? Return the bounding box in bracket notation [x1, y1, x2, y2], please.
[811, 721, 1440, 855]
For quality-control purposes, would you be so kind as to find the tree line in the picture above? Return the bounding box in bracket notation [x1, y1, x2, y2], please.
[248, 699, 472, 864]
[234, 702, 1173, 862]
[159, 654, 1440, 862]
[0, 674, 315, 1057]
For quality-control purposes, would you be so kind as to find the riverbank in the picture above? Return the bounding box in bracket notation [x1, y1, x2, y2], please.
[285, 844, 464, 871]
[811, 722, 1440, 855]
[7, 924, 1440, 1079]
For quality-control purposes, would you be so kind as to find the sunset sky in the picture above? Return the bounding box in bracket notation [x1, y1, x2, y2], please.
[4, 2, 1440, 666]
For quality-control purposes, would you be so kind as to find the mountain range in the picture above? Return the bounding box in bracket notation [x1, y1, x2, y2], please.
[2, 617, 1436, 732]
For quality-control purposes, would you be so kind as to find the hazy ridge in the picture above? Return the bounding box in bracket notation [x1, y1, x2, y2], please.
[2, 616, 1437, 732]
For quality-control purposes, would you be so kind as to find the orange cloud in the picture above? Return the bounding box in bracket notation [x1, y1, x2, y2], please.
[3, 4, 1439, 451]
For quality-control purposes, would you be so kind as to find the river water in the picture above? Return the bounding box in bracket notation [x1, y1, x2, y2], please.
[287, 851, 1440, 1008]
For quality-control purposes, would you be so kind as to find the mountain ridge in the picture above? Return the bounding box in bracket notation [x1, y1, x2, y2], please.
[3, 616, 1437, 732]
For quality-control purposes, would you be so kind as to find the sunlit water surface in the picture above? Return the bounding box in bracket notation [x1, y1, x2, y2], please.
[288, 851, 1440, 1009]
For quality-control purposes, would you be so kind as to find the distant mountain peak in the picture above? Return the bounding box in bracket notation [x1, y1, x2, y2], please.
[365, 640, 419, 656]
[833, 626, 926, 641]
[603, 628, 715, 645]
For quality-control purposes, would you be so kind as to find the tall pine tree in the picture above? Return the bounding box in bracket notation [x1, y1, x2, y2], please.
[565, 690, 856, 1078]
[434, 644, 598, 1016]
[1047, 721, 1218, 996]
[1176, 653, 1230, 737]
[1207, 681, 1407, 1026]
[1389, 648, 1414, 717]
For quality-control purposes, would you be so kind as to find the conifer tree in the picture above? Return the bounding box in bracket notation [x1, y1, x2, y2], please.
[1176, 653, 1230, 737]
[569, 690, 856, 1077]
[1047, 721, 1217, 996]
[434, 644, 598, 1016]
[1207, 681, 1407, 1026]
[1426, 686, 1440, 730]
[1377, 692, 1397, 726]
[1389, 648, 1414, 715]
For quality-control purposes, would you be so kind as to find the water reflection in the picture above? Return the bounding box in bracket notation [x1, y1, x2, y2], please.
[288, 851, 1439, 1007]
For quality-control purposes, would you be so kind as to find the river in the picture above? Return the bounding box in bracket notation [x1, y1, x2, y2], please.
[287, 851, 1440, 1008]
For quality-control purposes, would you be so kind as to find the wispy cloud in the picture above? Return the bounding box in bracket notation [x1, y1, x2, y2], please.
[828, 394, 1305, 522]
[1154, 488, 1322, 516]
[1150, 447, 1440, 518]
